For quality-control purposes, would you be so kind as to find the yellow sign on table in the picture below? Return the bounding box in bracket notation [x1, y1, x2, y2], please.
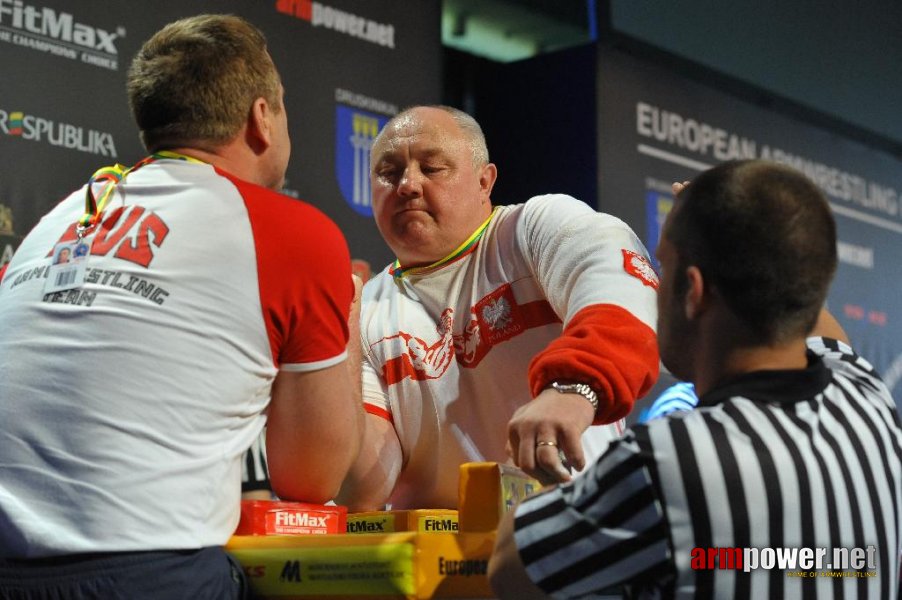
[228, 462, 541, 598]
[227, 531, 495, 599]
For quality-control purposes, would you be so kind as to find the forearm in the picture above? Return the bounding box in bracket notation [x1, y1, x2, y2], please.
[347, 278, 366, 450]
[528, 303, 659, 424]
[336, 412, 402, 511]
[520, 198, 659, 422]
[267, 364, 363, 503]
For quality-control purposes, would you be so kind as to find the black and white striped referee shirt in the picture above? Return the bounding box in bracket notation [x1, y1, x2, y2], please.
[513, 337, 902, 599]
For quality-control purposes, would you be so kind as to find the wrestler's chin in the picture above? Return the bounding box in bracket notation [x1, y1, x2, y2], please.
[393, 217, 435, 244]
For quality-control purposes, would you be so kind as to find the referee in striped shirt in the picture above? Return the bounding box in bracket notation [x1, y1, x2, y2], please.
[489, 160, 902, 599]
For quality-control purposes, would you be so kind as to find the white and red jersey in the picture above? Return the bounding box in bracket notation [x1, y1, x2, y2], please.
[360, 194, 659, 508]
[0, 159, 352, 556]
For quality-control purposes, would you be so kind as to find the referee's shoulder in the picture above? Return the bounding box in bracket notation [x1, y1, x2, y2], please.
[630, 404, 711, 444]
[625, 410, 689, 442]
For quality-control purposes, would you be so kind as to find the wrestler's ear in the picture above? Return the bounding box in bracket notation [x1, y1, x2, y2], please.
[246, 97, 273, 155]
[478, 163, 497, 200]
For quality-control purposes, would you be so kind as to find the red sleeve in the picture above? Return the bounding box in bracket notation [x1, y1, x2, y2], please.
[223, 170, 353, 368]
[0, 263, 7, 283]
[527, 304, 659, 424]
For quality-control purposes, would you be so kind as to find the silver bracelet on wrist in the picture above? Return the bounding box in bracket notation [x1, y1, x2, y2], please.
[548, 381, 599, 412]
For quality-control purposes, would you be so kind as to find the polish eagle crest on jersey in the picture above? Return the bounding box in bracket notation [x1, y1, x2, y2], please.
[481, 295, 512, 330]
[622, 249, 659, 289]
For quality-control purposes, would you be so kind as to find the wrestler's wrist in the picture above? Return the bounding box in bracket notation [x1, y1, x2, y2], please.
[545, 381, 599, 414]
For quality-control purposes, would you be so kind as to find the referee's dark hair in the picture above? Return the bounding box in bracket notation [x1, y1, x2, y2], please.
[667, 160, 837, 344]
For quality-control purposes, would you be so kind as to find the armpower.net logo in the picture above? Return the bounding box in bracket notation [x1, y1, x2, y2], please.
[275, 0, 395, 48]
[692, 545, 878, 578]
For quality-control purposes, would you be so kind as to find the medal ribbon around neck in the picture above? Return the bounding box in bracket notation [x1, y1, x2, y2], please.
[76, 150, 205, 237]
[391, 207, 499, 279]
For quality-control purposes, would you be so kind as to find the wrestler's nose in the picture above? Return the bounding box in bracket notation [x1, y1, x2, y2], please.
[397, 166, 424, 198]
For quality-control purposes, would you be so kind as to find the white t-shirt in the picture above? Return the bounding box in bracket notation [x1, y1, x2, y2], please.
[360, 194, 659, 508]
[0, 159, 351, 556]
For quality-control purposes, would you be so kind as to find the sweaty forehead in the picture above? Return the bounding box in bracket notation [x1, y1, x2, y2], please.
[373, 112, 466, 159]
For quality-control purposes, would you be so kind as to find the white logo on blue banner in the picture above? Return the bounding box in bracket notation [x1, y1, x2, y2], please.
[335, 105, 387, 217]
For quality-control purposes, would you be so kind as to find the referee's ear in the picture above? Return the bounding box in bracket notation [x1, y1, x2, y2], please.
[684, 266, 706, 320]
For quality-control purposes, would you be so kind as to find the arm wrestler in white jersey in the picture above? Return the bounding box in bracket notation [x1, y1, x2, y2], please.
[338, 106, 659, 510]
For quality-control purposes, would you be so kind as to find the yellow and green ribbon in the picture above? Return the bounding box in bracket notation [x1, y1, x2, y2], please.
[390, 207, 498, 279]
[77, 150, 206, 235]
